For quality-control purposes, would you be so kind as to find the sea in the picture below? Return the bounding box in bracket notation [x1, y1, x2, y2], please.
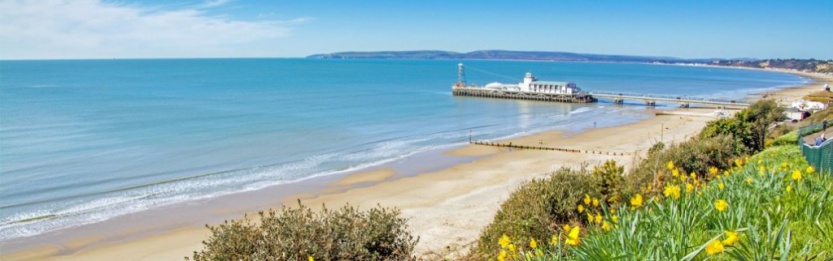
[0, 59, 807, 241]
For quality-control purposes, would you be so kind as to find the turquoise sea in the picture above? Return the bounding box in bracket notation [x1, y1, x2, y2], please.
[0, 59, 807, 241]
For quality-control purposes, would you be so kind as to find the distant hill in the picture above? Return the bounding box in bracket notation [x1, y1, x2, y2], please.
[307, 50, 680, 63]
[307, 50, 833, 74]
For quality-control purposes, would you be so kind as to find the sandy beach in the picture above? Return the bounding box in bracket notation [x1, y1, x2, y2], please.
[4, 70, 831, 261]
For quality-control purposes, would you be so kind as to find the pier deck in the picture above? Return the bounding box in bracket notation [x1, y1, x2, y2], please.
[588, 91, 750, 108]
[452, 87, 596, 103]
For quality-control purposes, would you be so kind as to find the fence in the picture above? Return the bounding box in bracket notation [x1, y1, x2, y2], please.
[797, 122, 833, 174]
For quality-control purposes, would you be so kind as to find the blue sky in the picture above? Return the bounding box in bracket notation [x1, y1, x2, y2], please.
[1, 0, 831, 59]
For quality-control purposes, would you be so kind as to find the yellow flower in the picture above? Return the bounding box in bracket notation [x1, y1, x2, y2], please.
[680, 174, 688, 182]
[592, 198, 599, 207]
[792, 170, 803, 181]
[690, 172, 697, 180]
[529, 238, 538, 249]
[577, 204, 585, 213]
[584, 194, 591, 205]
[667, 161, 675, 170]
[498, 250, 507, 261]
[715, 199, 729, 212]
[685, 183, 694, 193]
[781, 162, 788, 169]
[630, 194, 643, 208]
[747, 177, 753, 185]
[587, 213, 594, 223]
[672, 168, 680, 177]
[718, 183, 725, 190]
[663, 185, 681, 200]
[550, 235, 559, 246]
[508, 244, 516, 253]
[709, 167, 718, 176]
[807, 166, 815, 174]
[308, 256, 314, 261]
[705, 240, 724, 255]
[723, 170, 729, 176]
[722, 231, 739, 246]
[498, 234, 510, 249]
[611, 215, 618, 223]
[594, 214, 602, 224]
[565, 226, 581, 246]
[562, 224, 571, 233]
[734, 158, 743, 167]
[786, 185, 792, 193]
[601, 221, 611, 231]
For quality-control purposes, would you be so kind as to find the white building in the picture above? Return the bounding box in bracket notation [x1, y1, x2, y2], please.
[483, 72, 582, 95]
[790, 99, 827, 111]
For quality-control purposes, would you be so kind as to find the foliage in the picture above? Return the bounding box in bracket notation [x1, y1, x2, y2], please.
[492, 141, 833, 260]
[625, 135, 740, 197]
[770, 130, 799, 147]
[188, 202, 417, 261]
[591, 160, 625, 198]
[700, 99, 785, 154]
[470, 167, 600, 259]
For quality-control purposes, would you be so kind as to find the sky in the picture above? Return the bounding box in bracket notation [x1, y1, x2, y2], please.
[1, 0, 831, 60]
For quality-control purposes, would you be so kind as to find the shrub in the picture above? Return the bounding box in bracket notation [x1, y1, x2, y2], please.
[470, 167, 600, 259]
[626, 135, 740, 197]
[700, 99, 785, 154]
[590, 160, 625, 198]
[188, 202, 418, 261]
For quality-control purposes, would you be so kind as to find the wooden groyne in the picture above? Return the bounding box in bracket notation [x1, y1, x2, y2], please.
[453, 88, 596, 103]
[470, 141, 632, 156]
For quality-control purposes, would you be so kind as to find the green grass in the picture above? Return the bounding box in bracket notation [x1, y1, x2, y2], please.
[492, 144, 832, 260]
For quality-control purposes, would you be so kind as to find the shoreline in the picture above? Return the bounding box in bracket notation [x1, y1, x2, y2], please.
[3, 68, 830, 260]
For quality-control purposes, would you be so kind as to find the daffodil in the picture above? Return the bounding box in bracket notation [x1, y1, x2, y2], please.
[498, 250, 507, 261]
[550, 235, 559, 246]
[529, 238, 537, 249]
[611, 215, 618, 223]
[706, 240, 724, 255]
[718, 182, 725, 190]
[807, 166, 815, 174]
[584, 194, 591, 205]
[709, 166, 718, 176]
[498, 234, 510, 249]
[308, 256, 314, 261]
[792, 169, 803, 181]
[663, 184, 681, 199]
[667, 161, 675, 170]
[747, 177, 753, 185]
[565, 226, 581, 246]
[715, 199, 729, 212]
[594, 214, 602, 224]
[722, 231, 739, 246]
[786, 185, 792, 193]
[592, 198, 599, 207]
[601, 221, 611, 232]
[630, 194, 643, 208]
[587, 213, 593, 223]
[577, 204, 584, 213]
[562, 224, 571, 233]
[508, 244, 516, 253]
[686, 183, 694, 193]
[672, 168, 680, 177]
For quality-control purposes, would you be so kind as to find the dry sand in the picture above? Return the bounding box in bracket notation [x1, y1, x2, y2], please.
[4, 70, 830, 261]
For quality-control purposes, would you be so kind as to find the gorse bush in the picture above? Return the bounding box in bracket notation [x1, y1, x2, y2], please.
[188, 202, 418, 261]
[625, 134, 740, 197]
[470, 167, 602, 259]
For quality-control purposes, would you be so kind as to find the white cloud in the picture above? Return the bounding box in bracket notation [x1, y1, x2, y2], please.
[0, 0, 311, 59]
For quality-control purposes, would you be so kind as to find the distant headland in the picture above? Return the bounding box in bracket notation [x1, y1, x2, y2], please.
[307, 50, 833, 74]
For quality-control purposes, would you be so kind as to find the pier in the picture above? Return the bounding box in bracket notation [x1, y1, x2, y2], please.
[588, 91, 750, 108]
[451, 63, 752, 108]
[452, 88, 596, 103]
